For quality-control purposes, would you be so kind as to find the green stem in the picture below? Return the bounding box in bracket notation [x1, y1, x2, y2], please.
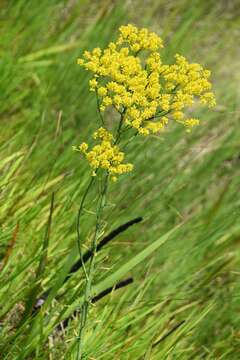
[76, 176, 95, 280]
[76, 108, 124, 358]
[96, 93, 104, 126]
[77, 173, 109, 359]
[115, 111, 125, 144]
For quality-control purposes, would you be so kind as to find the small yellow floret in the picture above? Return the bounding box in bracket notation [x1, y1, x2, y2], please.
[98, 87, 107, 97]
[89, 78, 98, 91]
[79, 142, 88, 152]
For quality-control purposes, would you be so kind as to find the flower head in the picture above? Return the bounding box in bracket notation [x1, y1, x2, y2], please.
[77, 24, 216, 135]
[74, 127, 133, 180]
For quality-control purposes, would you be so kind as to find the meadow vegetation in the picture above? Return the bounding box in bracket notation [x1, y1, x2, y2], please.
[0, 0, 240, 359]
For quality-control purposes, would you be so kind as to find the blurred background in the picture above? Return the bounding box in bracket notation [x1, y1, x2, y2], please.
[1, 0, 240, 359]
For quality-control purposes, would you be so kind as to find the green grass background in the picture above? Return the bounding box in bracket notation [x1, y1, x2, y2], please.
[1, 0, 240, 358]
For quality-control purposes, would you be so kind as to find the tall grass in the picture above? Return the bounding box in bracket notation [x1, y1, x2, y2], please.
[0, 0, 240, 359]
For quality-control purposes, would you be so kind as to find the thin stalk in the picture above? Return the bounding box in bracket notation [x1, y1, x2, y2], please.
[115, 111, 125, 144]
[77, 173, 109, 359]
[96, 93, 104, 126]
[76, 177, 95, 280]
[76, 110, 125, 358]
[56, 277, 133, 332]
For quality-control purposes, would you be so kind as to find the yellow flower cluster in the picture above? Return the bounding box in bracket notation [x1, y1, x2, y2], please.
[77, 24, 216, 135]
[116, 24, 163, 52]
[74, 128, 133, 181]
[160, 54, 216, 123]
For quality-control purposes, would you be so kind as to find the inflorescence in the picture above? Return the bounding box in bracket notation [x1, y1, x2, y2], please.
[75, 24, 216, 180]
[73, 127, 133, 181]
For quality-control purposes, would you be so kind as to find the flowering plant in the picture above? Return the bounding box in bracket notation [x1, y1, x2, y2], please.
[74, 24, 215, 358]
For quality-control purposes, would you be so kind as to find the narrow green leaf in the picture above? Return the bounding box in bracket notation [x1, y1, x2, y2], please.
[92, 225, 181, 297]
